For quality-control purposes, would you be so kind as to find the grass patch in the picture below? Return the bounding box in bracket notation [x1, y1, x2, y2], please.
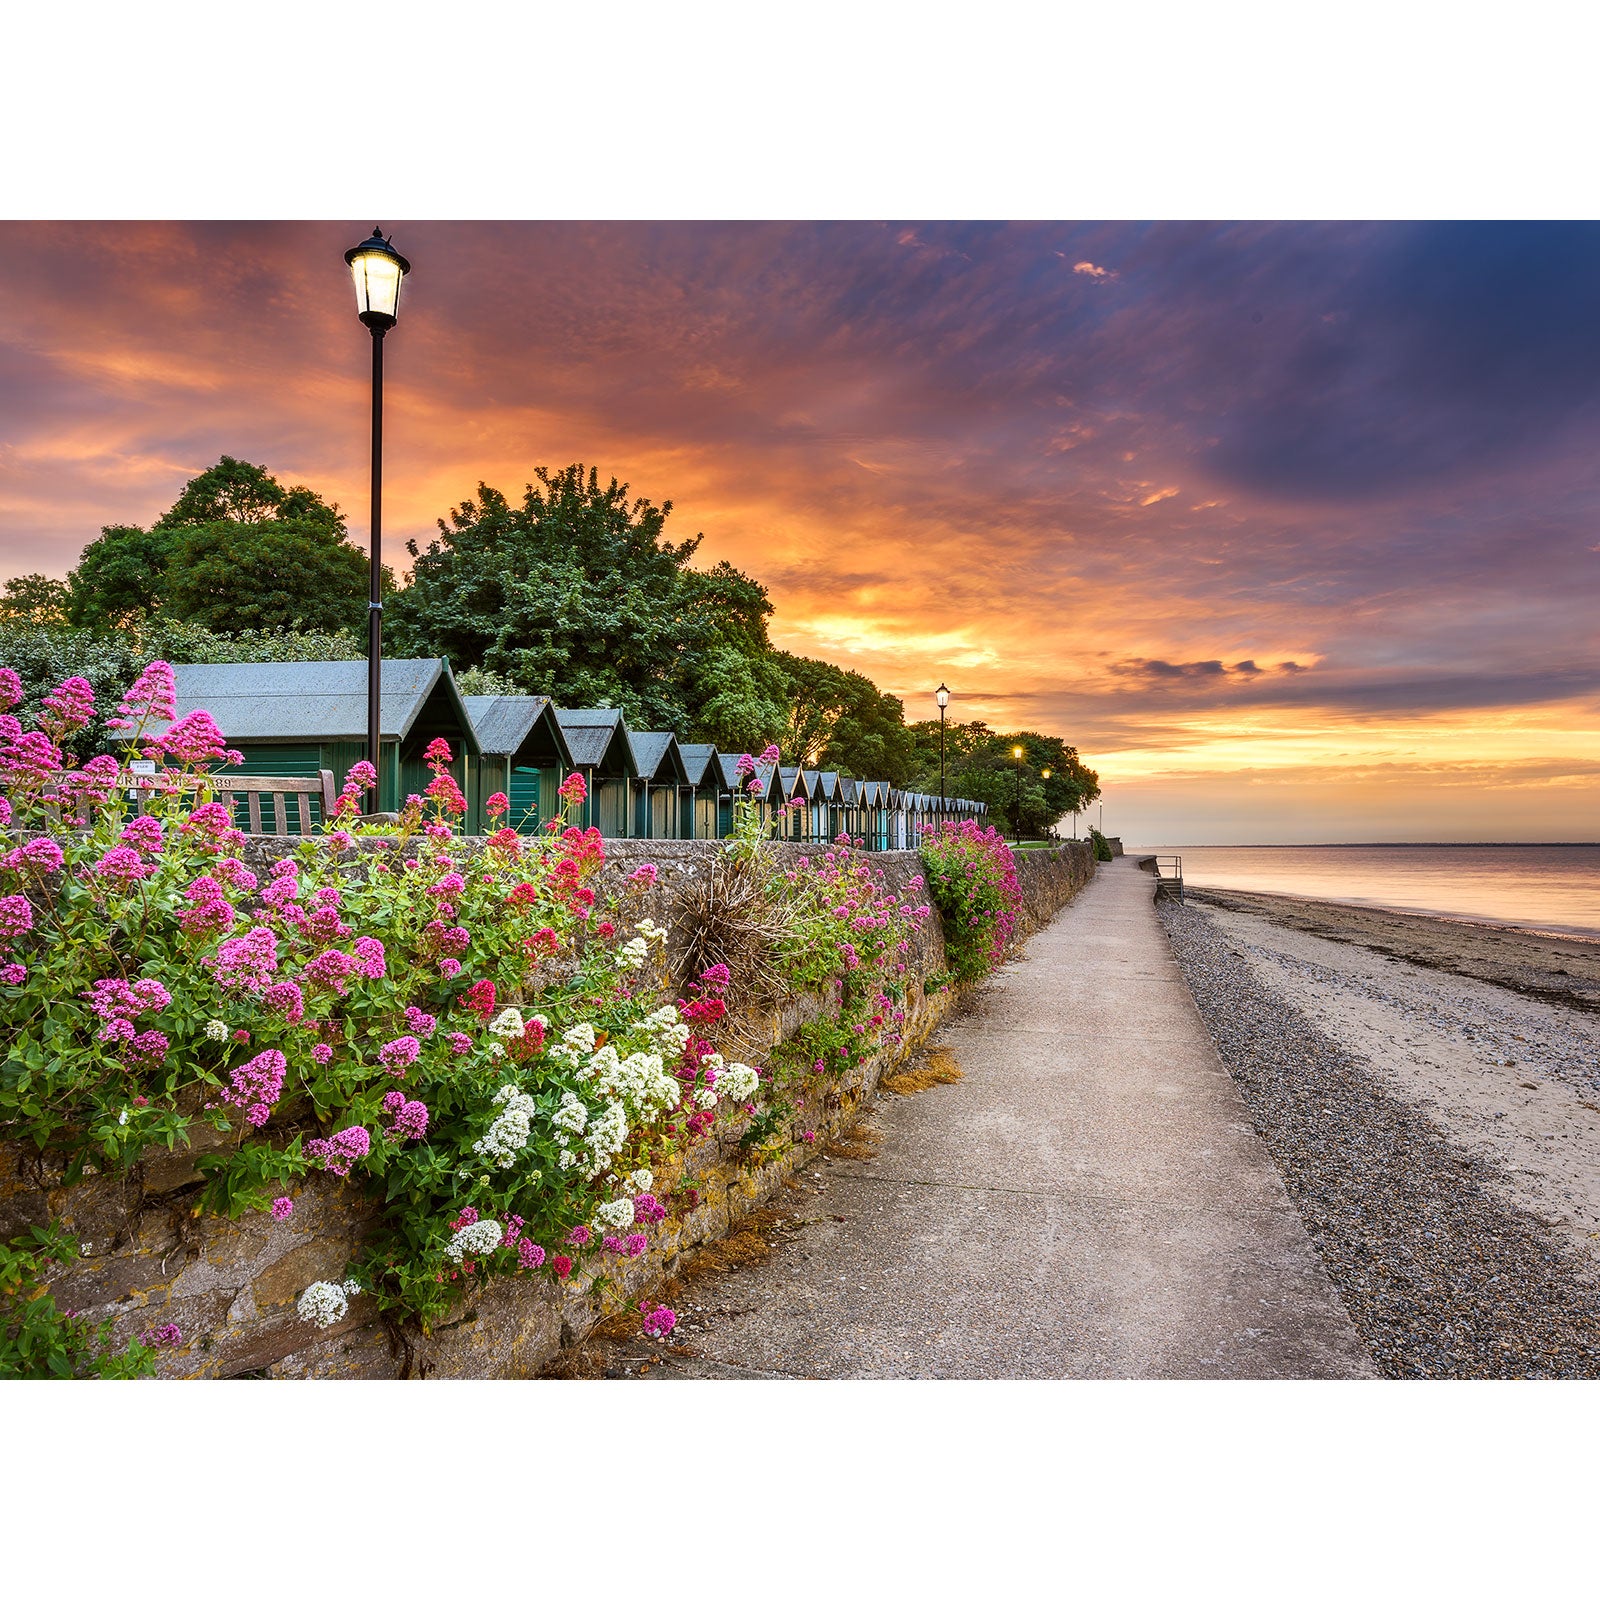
[882, 1046, 964, 1096]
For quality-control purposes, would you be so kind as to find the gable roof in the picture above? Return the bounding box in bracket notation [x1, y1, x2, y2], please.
[140, 659, 474, 748]
[463, 694, 573, 765]
[627, 730, 689, 785]
[677, 743, 723, 787]
[555, 708, 633, 772]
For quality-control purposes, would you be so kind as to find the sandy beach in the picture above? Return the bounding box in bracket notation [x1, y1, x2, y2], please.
[1161, 887, 1600, 1377]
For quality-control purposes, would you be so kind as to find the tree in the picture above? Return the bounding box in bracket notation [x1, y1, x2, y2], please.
[387, 465, 782, 738]
[909, 718, 1100, 836]
[771, 651, 917, 782]
[0, 574, 70, 626]
[65, 456, 382, 636]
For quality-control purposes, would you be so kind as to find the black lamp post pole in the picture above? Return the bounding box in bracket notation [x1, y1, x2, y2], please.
[1014, 759, 1023, 844]
[366, 325, 385, 812]
[939, 701, 946, 812]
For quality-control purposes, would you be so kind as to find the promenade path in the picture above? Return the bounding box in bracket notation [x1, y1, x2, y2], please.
[633, 857, 1375, 1379]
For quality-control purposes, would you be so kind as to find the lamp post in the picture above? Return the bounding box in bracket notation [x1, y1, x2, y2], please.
[936, 682, 950, 817]
[1011, 743, 1025, 843]
[344, 227, 411, 811]
[1040, 767, 1052, 841]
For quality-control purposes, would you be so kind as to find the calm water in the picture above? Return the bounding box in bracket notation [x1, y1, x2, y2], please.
[1126, 845, 1600, 939]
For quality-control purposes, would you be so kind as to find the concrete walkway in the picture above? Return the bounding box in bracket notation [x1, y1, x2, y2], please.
[637, 858, 1375, 1379]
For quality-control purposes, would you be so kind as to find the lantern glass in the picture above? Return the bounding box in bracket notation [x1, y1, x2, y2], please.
[936, 682, 949, 708]
[345, 230, 410, 326]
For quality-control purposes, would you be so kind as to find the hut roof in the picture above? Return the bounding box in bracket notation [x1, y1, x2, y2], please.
[462, 695, 573, 764]
[140, 659, 474, 748]
[627, 731, 689, 784]
[555, 708, 633, 771]
[677, 743, 724, 788]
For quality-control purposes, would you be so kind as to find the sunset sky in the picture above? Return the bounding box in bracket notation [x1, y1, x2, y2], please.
[2, 220, 1598, 844]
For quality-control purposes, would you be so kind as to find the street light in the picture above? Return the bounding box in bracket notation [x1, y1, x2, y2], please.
[344, 227, 411, 811]
[936, 682, 950, 816]
[1011, 743, 1025, 843]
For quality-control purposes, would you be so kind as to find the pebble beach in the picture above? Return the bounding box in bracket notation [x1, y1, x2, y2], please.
[1160, 887, 1600, 1378]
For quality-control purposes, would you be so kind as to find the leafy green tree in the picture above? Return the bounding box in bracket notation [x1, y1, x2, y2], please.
[909, 719, 1099, 837]
[0, 573, 71, 626]
[388, 465, 781, 737]
[65, 456, 382, 636]
[772, 651, 917, 782]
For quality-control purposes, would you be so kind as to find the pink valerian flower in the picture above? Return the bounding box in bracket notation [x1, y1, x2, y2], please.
[735, 753, 756, 777]
[640, 1302, 677, 1339]
[39, 676, 95, 736]
[3, 837, 65, 876]
[624, 1233, 649, 1258]
[69, 755, 121, 805]
[305, 1125, 370, 1177]
[123, 1030, 170, 1068]
[439, 925, 470, 956]
[446, 1031, 472, 1056]
[378, 1035, 421, 1076]
[119, 814, 165, 854]
[303, 948, 356, 995]
[627, 863, 659, 889]
[760, 743, 781, 764]
[438, 957, 462, 980]
[423, 737, 452, 767]
[0, 962, 25, 985]
[206, 927, 280, 992]
[83, 976, 172, 1022]
[311, 1043, 334, 1065]
[463, 978, 496, 1017]
[0, 668, 20, 712]
[429, 872, 465, 900]
[0, 730, 65, 781]
[149, 1322, 182, 1350]
[262, 874, 301, 908]
[449, 1206, 480, 1234]
[518, 1239, 545, 1271]
[213, 857, 257, 893]
[220, 1048, 287, 1128]
[271, 1196, 294, 1220]
[107, 660, 176, 735]
[403, 1006, 437, 1038]
[558, 771, 587, 805]
[633, 1193, 666, 1224]
[91, 845, 155, 885]
[333, 760, 377, 820]
[157, 709, 241, 768]
[425, 772, 467, 816]
[352, 936, 387, 980]
[523, 926, 558, 962]
[568, 1225, 592, 1247]
[485, 791, 510, 818]
[262, 981, 306, 1025]
[381, 1091, 429, 1141]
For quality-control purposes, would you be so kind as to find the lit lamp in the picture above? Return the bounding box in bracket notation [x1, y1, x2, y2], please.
[344, 227, 412, 811]
[1011, 744, 1025, 844]
[936, 682, 950, 817]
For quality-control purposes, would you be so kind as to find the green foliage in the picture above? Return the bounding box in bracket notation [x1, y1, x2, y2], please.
[388, 465, 761, 735]
[453, 665, 521, 696]
[0, 574, 71, 626]
[1088, 827, 1114, 862]
[910, 719, 1099, 838]
[919, 821, 1023, 982]
[0, 1224, 157, 1380]
[65, 456, 386, 636]
[773, 651, 917, 783]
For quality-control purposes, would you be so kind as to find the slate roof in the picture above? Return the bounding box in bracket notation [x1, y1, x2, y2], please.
[677, 743, 723, 787]
[555, 708, 630, 770]
[463, 695, 572, 764]
[627, 730, 689, 784]
[139, 660, 473, 746]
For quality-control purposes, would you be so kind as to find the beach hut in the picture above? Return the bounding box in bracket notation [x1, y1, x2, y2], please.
[144, 659, 479, 829]
[627, 731, 691, 840]
[554, 709, 638, 836]
[717, 752, 783, 837]
[677, 743, 728, 840]
[463, 694, 574, 835]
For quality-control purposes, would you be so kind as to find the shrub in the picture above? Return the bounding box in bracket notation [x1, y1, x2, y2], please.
[0, 690, 929, 1362]
[918, 820, 1023, 982]
[1088, 826, 1113, 863]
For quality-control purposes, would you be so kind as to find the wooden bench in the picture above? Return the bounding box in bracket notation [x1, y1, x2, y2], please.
[214, 772, 339, 836]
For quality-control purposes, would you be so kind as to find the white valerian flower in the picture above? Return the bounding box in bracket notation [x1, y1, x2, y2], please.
[717, 1062, 760, 1102]
[444, 1218, 504, 1261]
[582, 1100, 630, 1177]
[696, 1088, 719, 1110]
[615, 936, 648, 971]
[473, 1084, 538, 1169]
[489, 1007, 526, 1039]
[634, 918, 669, 944]
[297, 1279, 359, 1328]
[551, 1090, 589, 1136]
[204, 1019, 229, 1042]
[486, 1042, 506, 1060]
[628, 1168, 653, 1193]
[593, 1198, 635, 1231]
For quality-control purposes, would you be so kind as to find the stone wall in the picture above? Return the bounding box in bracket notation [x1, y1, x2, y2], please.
[1, 839, 1094, 1379]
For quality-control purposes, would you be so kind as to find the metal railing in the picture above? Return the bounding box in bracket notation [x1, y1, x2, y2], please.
[1151, 854, 1184, 902]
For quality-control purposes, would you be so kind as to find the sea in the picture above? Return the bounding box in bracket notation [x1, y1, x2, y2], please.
[1125, 844, 1600, 940]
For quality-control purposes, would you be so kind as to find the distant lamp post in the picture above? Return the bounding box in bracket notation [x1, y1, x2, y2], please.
[1041, 767, 1052, 839]
[344, 227, 411, 810]
[936, 682, 950, 814]
[1011, 743, 1025, 843]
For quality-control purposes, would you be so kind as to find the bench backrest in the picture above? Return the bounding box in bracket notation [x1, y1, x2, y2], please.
[214, 772, 339, 836]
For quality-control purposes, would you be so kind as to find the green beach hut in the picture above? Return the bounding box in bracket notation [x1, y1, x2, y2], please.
[463, 694, 575, 834]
